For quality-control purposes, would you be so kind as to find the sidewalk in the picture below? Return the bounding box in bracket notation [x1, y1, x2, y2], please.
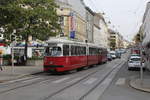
[129, 72, 150, 93]
[0, 65, 43, 83]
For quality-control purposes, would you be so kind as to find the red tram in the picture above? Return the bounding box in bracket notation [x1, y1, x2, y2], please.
[43, 39, 107, 73]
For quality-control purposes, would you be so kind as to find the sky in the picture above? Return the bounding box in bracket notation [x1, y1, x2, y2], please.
[84, 0, 149, 42]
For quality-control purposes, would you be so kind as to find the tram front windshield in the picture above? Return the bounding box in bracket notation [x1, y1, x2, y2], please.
[45, 46, 62, 56]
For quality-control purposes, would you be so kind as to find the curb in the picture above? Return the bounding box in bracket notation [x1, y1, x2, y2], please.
[129, 79, 150, 93]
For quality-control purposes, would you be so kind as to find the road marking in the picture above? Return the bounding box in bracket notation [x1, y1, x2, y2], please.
[83, 78, 98, 85]
[66, 77, 82, 84]
[21, 78, 42, 83]
[0, 77, 33, 84]
[52, 77, 70, 84]
[83, 62, 125, 100]
[115, 78, 126, 85]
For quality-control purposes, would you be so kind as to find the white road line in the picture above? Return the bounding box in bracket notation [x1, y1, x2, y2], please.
[66, 77, 82, 84]
[0, 77, 33, 84]
[83, 62, 125, 100]
[21, 78, 42, 83]
[115, 78, 126, 85]
[83, 78, 98, 85]
[52, 77, 70, 84]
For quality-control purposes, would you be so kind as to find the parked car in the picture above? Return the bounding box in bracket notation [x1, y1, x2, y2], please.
[107, 53, 112, 61]
[128, 56, 145, 70]
[109, 51, 116, 59]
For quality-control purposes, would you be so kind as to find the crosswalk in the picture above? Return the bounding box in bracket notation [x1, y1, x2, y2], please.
[2, 76, 126, 86]
[52, 77, 71, 84]
[83, 78, 98, 85]
[115, 78, 126, 85]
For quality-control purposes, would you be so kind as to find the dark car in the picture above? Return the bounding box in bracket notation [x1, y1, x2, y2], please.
[107, 53, 112, 61]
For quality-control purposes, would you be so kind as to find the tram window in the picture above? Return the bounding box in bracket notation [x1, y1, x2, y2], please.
[71, 46, 86, 56]
[71, 46, 75, 55]
[81, 47, 86, 55]
[63, 45, 69, 56]
[78, 46, 81, 55]
[89, 47, 93, 55]
[45, 47, 50, 56]
[89, 47, 98, 55]
[80, 47, 83, 55]
[83, 47, 86, 55]
[75, 46, 78, 55]
[45, 46, 62, 56]
[51, 47, 62, 56]
[77, 46, 79, 55]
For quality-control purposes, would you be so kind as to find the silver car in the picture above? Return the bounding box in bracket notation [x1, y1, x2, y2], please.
[128, 56, 145, 70]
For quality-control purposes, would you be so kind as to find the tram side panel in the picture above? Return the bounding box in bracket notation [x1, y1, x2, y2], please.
[101, 49, 108, 63]
[98, 54, 103, 64]
[44, 56, 69, 72]
[98, 48, 103, 64]
[69, 45, 87, 70]
[69, 56, 87, 69]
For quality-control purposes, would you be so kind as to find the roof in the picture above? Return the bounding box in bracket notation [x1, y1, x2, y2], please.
[47, 38, 104, 48]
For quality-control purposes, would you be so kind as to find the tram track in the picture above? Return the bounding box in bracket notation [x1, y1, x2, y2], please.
[0, 75, 56, 94]
[0, 62, 107, 95]
[79, 62, 125, 100]
[42, 61, 124, 100]
[0, 59, 124, 100]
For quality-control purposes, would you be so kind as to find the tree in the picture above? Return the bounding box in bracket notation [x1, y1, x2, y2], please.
[0, 0, 61, 62]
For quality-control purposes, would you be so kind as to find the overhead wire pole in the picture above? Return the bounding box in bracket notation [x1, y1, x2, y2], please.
[11, 30, 16, 74]
[131, 0, 146, 85]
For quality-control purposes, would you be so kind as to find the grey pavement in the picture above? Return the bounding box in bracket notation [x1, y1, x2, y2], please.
[130, 70, 150, 93]
[0, 65, 43, 83]
[0, 58, 124, 100]
[99, 62, 150, 100]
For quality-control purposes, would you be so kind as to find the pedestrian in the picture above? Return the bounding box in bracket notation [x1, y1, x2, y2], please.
[20, 55, 26, 65]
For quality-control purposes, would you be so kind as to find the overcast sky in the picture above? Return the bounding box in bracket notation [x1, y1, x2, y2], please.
[84, 0, 149, 41]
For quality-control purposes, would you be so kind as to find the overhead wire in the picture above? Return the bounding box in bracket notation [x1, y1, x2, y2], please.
[130, 0, 147, 41]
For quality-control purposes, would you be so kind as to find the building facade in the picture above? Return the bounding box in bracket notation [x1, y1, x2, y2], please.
[56, 0, 87, 42]
[85, 7, 94, 43]
[93, 13, 110, 48]
[142, 2, 150, 47]
[109, 29, 124, 50]
[141, 2, 150, 70]
[56, 0, 111, 47]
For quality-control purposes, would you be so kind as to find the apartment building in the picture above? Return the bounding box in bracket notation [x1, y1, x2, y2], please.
[93, 13, 110, 48]
[56, 0, 87, 42]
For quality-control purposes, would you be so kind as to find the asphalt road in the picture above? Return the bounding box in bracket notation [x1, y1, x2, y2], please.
[0, 53, 147, 100]
[99, 59, 150, 100]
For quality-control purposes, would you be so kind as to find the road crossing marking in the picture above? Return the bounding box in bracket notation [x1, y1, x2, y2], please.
[21, 78, 42, 83]
[52, 77, 70, 84]
[115, 78, 126, 85]
[83, 78, 98, 85]
[83, 62, 125, 100]
[66, 77, 82, 84]
[0, 77, 33, 84]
